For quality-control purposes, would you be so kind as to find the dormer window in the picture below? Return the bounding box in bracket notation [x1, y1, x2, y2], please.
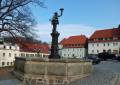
[105, 38, 107, 40]
[75, 44, 77, 46]
[113, 37, 118, 40]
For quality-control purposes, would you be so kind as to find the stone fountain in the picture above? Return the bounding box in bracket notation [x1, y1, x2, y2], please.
[13, 8, 92, 85]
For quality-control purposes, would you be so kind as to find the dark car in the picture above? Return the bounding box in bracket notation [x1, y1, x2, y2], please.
[98, 52, 116, 61]
[116, 54, 120, 62]
[85, 55, 101, 64]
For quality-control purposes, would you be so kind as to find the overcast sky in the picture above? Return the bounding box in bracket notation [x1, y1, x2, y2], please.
[31, 0, 120, 42]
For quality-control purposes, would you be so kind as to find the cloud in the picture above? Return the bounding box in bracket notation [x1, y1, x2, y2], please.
[33, 24, 98, 42]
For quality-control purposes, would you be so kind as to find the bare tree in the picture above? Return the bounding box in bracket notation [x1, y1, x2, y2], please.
[0, 0, 45, 39]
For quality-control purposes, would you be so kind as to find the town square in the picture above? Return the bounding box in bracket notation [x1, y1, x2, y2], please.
[0, 0, 120, 85]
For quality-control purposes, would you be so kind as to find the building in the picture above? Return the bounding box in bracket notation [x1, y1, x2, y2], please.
[59, 35, 88, 58]
[0, 37, 49, 67]
[19, 43, 49, 59]
[0, 41, 20, 67]
[88, 25, 120, 54]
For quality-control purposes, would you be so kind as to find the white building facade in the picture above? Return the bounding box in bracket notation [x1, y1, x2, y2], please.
[88, 41, 120, 54]
[59, 47, 86, 58]
[20, 51, 49, 59]
[0, 43, 20, 67]
[0, 38, 49, 67]
[59, 35, 88, 58]
[88, 26, 120, 55]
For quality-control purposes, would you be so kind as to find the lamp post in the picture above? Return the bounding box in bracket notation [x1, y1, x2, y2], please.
[49, 8, 64, 59]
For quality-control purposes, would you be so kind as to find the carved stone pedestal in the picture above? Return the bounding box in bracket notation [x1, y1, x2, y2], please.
[13, 57, 92, 85]
[49, 31, 60, 59]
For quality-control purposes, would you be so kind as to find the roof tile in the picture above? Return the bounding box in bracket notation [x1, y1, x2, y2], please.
[60, 35, 88, 48]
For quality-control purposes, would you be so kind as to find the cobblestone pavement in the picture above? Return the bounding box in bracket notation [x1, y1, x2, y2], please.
[69, 61, 120, 85]
[0, 61, 120, 85]
[0, 68, 15, 80]
[0, 79, 21, 85]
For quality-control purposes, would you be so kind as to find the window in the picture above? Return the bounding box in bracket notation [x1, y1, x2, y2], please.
[108, 43, 110, 46]
[98, 38, 103, 40]
[7, 62, 9, 65]
[75, 44, 77, 46]
[97, 44, 99, 46]
[21, 54, 23, 56]
[115, 42, 118, 46]
[2, 62, 5, 66]
[64, 54, 66, 56]
[103, 43, 105, 46]
[113, 37, 118, 40]
[92, 44, 94, 47]
[72, 54, 74, 56]
[11, 62, 13, 65]
[9, 53, 11, 57]
[3, 53, 5, 57]
[113, 42, 115, 46]
[92, 50, 94, 53]
[113, 42, 118, 46]
[73, 48, 74, 51]
[103, 50, 106, 52]
[26, 54, 29, 57]
[105, 38, 107, 40]
[68, 49, 69, 51]
[109, 38, 113, 40]
[3, 45, 5, 49]
[97, 50, 99, 53]
[10, 46, 11, 49]
[14, 54, 16, 57]
[72, 44, 74, 46]
[35, 54, 38, 56]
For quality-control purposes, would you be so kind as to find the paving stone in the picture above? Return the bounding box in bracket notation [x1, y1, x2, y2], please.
[0, 61, 120, 85]
[69, 61, 120, 85]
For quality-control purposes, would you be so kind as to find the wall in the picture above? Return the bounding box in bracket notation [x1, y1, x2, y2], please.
[0, 43, 49, 67]
[0, 44, 19, 67]
[13, 58, 92, 84]
[88, 41, 120, 54]
[59, 48, 86, 58]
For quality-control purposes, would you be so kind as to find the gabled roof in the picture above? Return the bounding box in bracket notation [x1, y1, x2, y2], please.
[60, 35, 88, 48]
[90, 28, 120, 39]
[90, 29, 112, 39]
[19, 43, 49, 54]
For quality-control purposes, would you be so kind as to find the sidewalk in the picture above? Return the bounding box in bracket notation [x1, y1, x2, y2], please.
[0, 68, 15, 80]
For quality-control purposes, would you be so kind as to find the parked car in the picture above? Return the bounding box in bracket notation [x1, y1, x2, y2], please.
[98, 52, 116, 61]
[85, 55, 101, 64]
[116, 54, 120, 62]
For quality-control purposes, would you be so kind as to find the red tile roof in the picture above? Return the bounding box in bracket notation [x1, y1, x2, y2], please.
[60, 35, 88, 48]
[19, 43, 49, 54]
[89, 27, 120, 42]
[90, 29, 113, 39]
